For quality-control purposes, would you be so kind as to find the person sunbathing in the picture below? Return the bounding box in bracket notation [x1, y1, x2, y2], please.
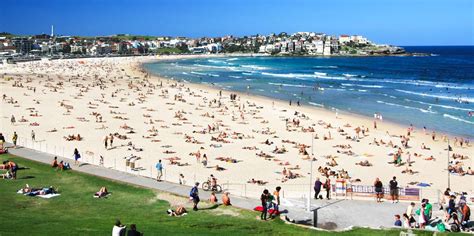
[286, 164, 299, 170]
[21, 184, 56, 196]
[94, 186, 109, 198]
[424, 155, 435, 161]
[356, 160, 372, 166]
[247, 178, 267, 185]
[167, 206, 187, 217]
[214, 165, 225, 171]
[327, 158, 338, 167]
[421, 143, 430, 150]
[466, 167, 473, 175]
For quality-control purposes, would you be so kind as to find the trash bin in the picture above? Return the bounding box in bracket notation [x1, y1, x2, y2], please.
[126, 159, 130, 167]
[130, 161, 135, 169]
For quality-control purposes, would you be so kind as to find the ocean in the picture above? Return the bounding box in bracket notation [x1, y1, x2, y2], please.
[143, 46, 474, 138]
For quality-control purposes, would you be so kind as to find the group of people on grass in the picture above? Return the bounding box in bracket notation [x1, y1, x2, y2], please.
[112, 220, 142, 236]
[51, 156, 71, 171]
[1, 159, 17, 179]
[259, 187, 282, 220]
[392, 189, 472, 232]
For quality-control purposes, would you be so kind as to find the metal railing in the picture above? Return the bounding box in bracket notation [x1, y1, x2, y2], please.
[2, 131, 444, 203]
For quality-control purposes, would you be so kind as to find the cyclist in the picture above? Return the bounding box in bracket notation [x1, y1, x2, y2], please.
[210, 174, 218, 191]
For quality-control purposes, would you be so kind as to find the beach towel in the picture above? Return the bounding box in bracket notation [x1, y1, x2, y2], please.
[253, 206, 280, 215]
[37, 194, 61, 199]
[17, 189, 60, 198]
[417, 183, 431, 187]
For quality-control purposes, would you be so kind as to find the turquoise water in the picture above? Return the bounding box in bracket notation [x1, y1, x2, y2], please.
[143, 46, 474, 138]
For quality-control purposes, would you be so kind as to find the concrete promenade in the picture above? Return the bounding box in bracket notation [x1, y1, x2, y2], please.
[6, 144, 411, 230]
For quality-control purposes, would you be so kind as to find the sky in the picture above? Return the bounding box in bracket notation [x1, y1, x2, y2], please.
[0, 0, 473, 46]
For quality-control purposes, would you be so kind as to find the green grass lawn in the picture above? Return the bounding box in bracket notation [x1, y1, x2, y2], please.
[0, 154, 441, 235]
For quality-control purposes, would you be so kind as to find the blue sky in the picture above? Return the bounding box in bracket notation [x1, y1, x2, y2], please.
[1, 0, 473, 45]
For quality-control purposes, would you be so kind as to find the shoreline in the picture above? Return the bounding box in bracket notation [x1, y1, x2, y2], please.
[139, 57, 471, 141]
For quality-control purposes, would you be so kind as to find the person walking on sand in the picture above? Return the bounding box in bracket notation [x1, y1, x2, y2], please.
[12, 131, 18, 148]
[31, 130, 35, 142]
[73, 148, 81, 165]
[155, 160, 163, 182]
[10, 115, 15, 125]
[190, 182, 200, 211]
[104, 135, 108, 149]
[389, 176, 399, 203]
[109, 133, 114, 147]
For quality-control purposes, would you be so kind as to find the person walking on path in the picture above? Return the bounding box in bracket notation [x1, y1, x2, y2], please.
[12, 132, 18, 148]
[260, 189, 270, 220]
[389, 176, 399, 203]
[324, 178, 331, 200]
[314, 178, 322, 199]
[374, 177, 384, 203]
[155, 160, 163, 182]
[406, 202, 416, 223]
[190, 182, 200, 211]
[73, 148, 81, 165]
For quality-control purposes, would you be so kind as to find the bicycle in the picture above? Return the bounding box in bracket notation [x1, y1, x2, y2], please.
[202, 180, 222, 193]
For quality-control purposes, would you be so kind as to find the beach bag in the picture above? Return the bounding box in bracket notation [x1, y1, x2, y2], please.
[450, 223, 460, 232]
[436, 222, 446, 232]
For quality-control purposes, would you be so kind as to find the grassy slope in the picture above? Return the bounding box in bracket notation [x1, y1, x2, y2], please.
[0, 154, 437, 235]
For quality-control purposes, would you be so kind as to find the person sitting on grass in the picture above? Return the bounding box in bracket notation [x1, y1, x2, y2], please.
[94, 186, 109, 198]
[3, 160, 17, 179]
[210, 191, 218, 204]
[127, 224, 141, 236]
[57, 161, 71, 171]
[112, 219, 126, 236]
[222, 192, 231, 206]
[51, 156, 58, 168]
[1, 170, 12, 179]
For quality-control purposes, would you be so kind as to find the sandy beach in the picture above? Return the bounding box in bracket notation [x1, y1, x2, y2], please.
[1, 55, 472, 200]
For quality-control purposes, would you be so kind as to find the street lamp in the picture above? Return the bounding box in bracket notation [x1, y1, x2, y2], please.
[447, 139, 451, 189]
[307, 133, 315, 212]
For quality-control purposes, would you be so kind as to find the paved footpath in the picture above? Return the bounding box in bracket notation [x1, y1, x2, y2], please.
[6, 145, 413, 230]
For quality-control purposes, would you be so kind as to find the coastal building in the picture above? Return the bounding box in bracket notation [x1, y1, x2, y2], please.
[339, 35, 350, 44]
[323, 40, 331, 55]
[350, 35, 369, 44]
[12, 38, 33, 54]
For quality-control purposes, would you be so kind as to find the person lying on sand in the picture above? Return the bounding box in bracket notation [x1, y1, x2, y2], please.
[247, 178, 268, 185]
[401, 166, 415, 175]
[356, 160, 372, 167]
